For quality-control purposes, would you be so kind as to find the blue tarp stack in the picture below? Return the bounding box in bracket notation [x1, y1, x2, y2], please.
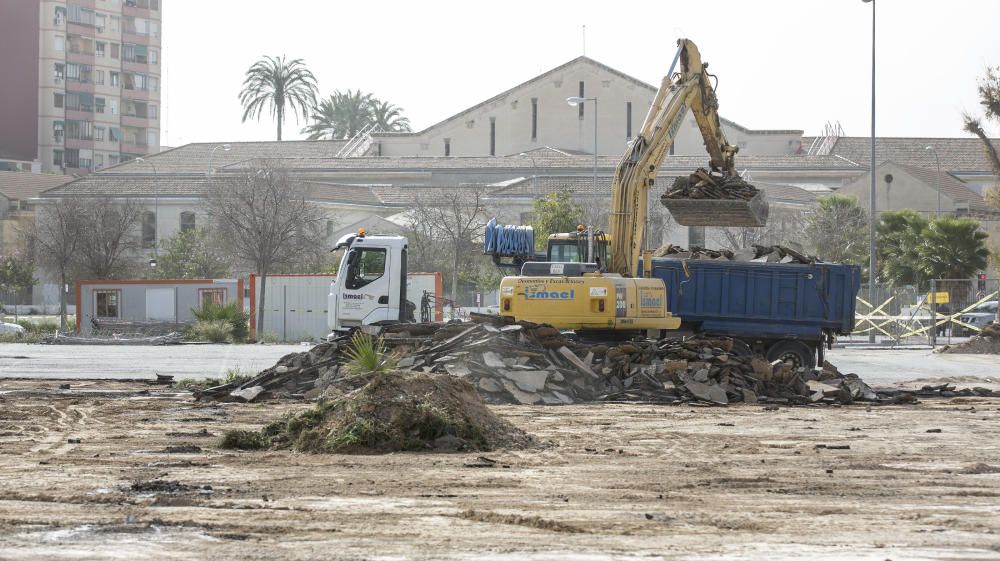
[483, 218, 534, 257]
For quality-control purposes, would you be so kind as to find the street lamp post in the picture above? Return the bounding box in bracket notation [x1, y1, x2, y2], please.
[135, 157, 158, 267]
[207, 143, 232, 178]
[566, 96, 597, 263]
[862, 0, 877, 343]
[925, 145, 942, 217]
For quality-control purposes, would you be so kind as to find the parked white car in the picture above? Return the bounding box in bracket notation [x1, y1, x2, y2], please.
[0, 321, 26, 337]
[959, 301, 999, 336]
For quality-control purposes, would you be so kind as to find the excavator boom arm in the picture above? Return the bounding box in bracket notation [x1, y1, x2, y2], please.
[608, 39, 741, 277]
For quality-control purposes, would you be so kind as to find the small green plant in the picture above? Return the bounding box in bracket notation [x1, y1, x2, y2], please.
[223, 367, 254, 385]
[343, 331, 397, 376]
[219, 429, 271, 450]
[187, 320, 233, 343]
[192, 301, 249, 342]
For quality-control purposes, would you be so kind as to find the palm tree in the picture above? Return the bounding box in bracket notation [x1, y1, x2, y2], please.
[301, 95, 338, 140]
[302, 91, 413, 140]
[369, 99, 412, 132]
[878, 209, 929, 288]
[239, 55, 318, 141]
[918, 217, 989, 280]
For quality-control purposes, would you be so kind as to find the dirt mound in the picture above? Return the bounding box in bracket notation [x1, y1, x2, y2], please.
[939, 323, 1000, 354]
[222, 372, 533, 454]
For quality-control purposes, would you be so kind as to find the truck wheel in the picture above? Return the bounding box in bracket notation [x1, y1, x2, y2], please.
[765, 340, 816, 370]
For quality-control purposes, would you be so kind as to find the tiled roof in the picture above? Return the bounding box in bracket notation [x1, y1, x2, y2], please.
[302, 181, 383, 206]
[890, 161, 993, 212]
[96, 140, 349, 175]
[752, 182, 818, 205]
[0, 171, 75, 200]
[42, 176, 212, 197]
[829, 137, 1000, 173]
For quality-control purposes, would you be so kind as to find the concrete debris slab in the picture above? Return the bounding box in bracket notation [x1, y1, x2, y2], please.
[194, 316, 995, 408]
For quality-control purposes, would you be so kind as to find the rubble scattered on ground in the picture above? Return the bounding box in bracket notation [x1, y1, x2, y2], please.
[663, 168, 759, 201]
[938, 323, 1000, 354]
[652, 244, 819, 264]
[45, 332, 184, 345]
[191, 317, 998, 407]
[220, 371, 533, 453]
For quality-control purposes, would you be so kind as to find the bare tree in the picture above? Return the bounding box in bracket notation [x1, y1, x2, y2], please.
[407, 186, 490, 306]
[76, 198, 142, 279]
[26, 198, 85, 330]
[206, 161, 325, 335]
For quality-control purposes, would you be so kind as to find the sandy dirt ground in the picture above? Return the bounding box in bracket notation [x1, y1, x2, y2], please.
[1, 379, 999, 561]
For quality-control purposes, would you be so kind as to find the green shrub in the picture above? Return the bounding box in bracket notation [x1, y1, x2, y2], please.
[343, 331, 397, 376]
[15, 319, 60, 334]
[219, 429, 271, 450]
[192, 301, 249, 342]
[188, 320, 233, 343]
[223, 367, 254, 385]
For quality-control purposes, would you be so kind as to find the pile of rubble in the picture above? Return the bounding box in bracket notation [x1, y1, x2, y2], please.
[663, 169, 759, 201]
[939, 323, 1000, 354]
[196, 317, 927, 407]
[652, 244, 819, 265]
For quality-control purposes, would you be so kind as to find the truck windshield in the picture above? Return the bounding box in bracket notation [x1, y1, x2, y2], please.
[345, 248, 386, 290]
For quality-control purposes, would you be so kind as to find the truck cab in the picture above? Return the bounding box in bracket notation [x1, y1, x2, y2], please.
[328, 231, 408, 333]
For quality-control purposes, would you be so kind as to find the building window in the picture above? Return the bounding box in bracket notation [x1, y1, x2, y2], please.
[95, 14, 106, 33]
[150, 49, 158, 65]
[53, 150, 63, 167]
[96, 97, 105, 114]
[109, 127, 121, 142]
[578, 81, 585, 119]
[531, 97, 538, 141]
[53, 122, 64, 143]
[94, 153, 104, 168]
[141, 211, 156, 248]
[54, 93, 64, 108]
[110, 72, 120, 87]
[54, 6, 66, 25]
[96, 42, 105, 57]
[54, 63, 65, 82]
[199, 288, 226, 308]
[95, 290, 121, 319]
[95, 127, 105, 141]
[626, 101, 632, 140]
[180, 211, 195, 232]
[109, 100, 118, 115]
[110, 15, 120, 32]
[444, 138, 450, 157]
[96, 70, 104, 85]
[54, 34, 65, 51]
[489, 117, 496, 157]
[110, 43, 120, 59]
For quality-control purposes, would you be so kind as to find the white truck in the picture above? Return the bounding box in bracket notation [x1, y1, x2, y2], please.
[327, 231, 418, 334]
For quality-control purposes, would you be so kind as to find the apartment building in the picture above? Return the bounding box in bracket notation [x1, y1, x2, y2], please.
[0, 0, 162, 175]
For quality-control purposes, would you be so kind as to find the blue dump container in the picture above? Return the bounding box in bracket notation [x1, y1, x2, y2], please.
[643, 258, 862, 369]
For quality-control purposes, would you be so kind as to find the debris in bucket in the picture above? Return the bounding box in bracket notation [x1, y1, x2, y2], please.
[191, 317, 992, 407]
[652, 244, 819, 264]
[663, 168, 758, 201]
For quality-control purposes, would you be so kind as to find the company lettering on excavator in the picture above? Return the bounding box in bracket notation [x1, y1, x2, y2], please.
[498, 38, 768, 332]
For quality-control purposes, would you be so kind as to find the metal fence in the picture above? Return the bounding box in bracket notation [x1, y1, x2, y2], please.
[849, 279, 1000, 346]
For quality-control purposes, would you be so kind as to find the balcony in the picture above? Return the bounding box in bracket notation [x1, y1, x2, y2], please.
[120, 142, 149, 155]
[121, 115, 151, 128]
[66, 51, 94, 65]
[65, 81, 96, 94]
[122, 60, 151, 73]
[66, 108, 93, 121]
[65, 137, 95, 150]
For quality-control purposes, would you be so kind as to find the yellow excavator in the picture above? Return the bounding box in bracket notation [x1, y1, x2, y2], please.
[498, 38, 767, 332]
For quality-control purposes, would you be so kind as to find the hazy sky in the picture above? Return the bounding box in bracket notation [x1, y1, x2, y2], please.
[160, 0, 1000, 147]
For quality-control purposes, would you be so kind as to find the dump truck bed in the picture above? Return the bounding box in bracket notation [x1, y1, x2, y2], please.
[644, 258, 861, 341]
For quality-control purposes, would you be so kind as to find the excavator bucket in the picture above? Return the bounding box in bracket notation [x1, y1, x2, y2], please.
[660, 169, 769, 227]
